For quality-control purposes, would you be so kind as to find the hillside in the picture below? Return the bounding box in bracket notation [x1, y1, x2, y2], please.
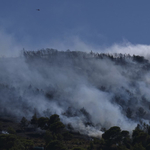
[1, 49, 150, 134]
[1, 49, 150, 149]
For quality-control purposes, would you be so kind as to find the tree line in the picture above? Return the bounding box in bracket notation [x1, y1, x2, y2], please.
[1, 113, 150, 149]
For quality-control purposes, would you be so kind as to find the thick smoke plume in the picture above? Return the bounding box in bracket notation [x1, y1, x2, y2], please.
[1, 49, 150, 137]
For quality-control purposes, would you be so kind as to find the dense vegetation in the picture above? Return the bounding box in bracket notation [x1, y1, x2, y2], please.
[1, 49, 150, 149]
[1, 114, 150, 149]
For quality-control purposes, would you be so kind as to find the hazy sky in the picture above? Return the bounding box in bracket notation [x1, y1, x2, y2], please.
[1, 0, 150, 53]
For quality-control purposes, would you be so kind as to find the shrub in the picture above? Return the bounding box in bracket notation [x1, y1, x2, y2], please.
[44, 131, 53, 144]
[7, 127, 16, 134]
[46, 140, 67, 150]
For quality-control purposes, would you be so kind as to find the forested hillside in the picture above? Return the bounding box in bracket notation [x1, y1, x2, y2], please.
[1, 49, 150, 136]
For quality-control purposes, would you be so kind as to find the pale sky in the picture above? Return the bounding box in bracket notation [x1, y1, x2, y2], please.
[1, 0, 150, 55]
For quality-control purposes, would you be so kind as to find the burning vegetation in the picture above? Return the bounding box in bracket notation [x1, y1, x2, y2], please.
[1, 49, 150, 149]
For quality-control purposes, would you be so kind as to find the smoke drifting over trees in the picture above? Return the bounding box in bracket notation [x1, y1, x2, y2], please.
[1, 48, 150, 137]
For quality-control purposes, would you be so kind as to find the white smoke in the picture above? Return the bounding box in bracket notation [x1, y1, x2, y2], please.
[1, 31, 150, 136]
[104, 42, 150, 59]
[0, 28, 22, 57]
[0, 49, 142, 137]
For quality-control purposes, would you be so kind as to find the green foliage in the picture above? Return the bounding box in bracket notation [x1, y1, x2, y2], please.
[7, 127, 16, 134]
[93, 137, 100, 144]
[30, 113, 38, 128]
[48, 114, 60, 124]
[46, 140, 67, 150]
[38, 117, 49, 130]
[50, 121, 65, 132]
[132, 129, 149, 147]
[56, 133, 63, 140]
[87, 142, 94, 150]
[0, 134, 17, 149]
[53, 134, 57, 140]
[99, 138, 105, 145]
[48, 114, 65, 133]
[44, 131, 53, 144]
[102, 126, 122, 145]
[3, 114, 150, 150]
[121, 130, 131, 147]
[7, 113, 150, 150]
[133, 143, 146, 150]
[20, 117, 29, 129]
[117, 145, 129, 150]
[101, 126, 132, 149]
[62, 131, 73, 140]
[121, 130, 130, 138]
[36, 114, 65, 133]
[20, 138, 34, 149]
[0, 134, 33, 150]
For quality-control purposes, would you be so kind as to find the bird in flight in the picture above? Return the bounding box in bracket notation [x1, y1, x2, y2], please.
[36, 9, 40, 11]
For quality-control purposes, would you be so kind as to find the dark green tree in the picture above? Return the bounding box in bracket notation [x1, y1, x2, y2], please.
[132, 127, 150, 148]
[49, 121, 65, 133]
[121, 130, 131, 149]
[0, 134, 33, 150]
[20, 117, 29, 129]
[48, 114, 60, 124]
[7, 127, 16, 134]
[38, 117, 49, 130]
[30, 113, 38, 128]
[102, 126, 121, 146]
[44, 131, 53, 145]
[48, 114, 65, 133]
[133, 143, 146, 150]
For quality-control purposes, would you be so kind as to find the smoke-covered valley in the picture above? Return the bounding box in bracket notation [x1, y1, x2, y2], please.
[1, 48, 150, 137]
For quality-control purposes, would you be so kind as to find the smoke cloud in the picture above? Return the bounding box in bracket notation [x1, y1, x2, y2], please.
[1, 31, 150, 136]
[0, 28, 22, 57]
[1, 47, 150, 137]
[104, 42, 150, 59]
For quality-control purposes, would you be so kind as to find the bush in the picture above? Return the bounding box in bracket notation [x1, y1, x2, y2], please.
[7, 127, 16, 134]
[20, 117, 29, 129]
[46, 140, 67, 150]
[38, 117, 49, 130]
[0, 134, 22, 149]
[62, 132, 73, 140]
[0, 134, 33, 150]
[44, 131, 53, 144]
[56, 133, 63, 140]
[49, 120, 65, 133]
[30, 113, 38, 128]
